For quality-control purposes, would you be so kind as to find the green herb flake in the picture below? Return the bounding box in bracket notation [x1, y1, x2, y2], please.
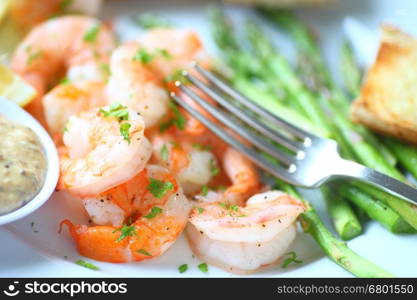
[83, 24, 100, 43]
[120, 122, 131, 144]
[133, 14, 172, 29]
[143, 206, 163, 219]
[59, 0, 73, 10]
[147, 178, 174, 199]
[113, 225, 137, 242]
[201, 185, 209, 196]
[198, 262, 208, 273]
[164, 69, 189, 84]
[197, 207, 205, 214]
[59, 77, 70, 85]
[178, 264, 188, 274]
[209, 158, 220, 176]
[75, 260, 99, 270]
[100, 63, 111, 77]
[137, 249, 152, 257]
[132, 48, 154, 64]
[281, 251, 303, 268]
[99, 102, 129, 121]
[168, 101, 186, 130]
[157, 48, 172, 59]
[192, 143, 212, 151]
[160, 144, 169, 161]
[25, 46, 42, 66]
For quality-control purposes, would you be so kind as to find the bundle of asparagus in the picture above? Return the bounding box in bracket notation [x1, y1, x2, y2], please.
[208, 6, 417, 277]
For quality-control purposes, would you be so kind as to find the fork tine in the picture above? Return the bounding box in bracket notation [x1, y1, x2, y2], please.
[184, 71, 303, 153]
[170, 91, 290, 179]
[177, 82, 295, 166]
[192, 62, 316, 141]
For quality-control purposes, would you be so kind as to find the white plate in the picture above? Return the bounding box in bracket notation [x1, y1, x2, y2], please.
[1, 0, 417, 277]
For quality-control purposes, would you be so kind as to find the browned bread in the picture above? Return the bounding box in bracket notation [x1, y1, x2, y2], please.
[351, 25, 417, 144]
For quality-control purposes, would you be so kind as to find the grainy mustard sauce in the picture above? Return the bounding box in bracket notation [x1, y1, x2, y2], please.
[0, 115, 46, 214]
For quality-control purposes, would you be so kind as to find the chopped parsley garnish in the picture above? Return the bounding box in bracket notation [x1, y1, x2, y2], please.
[75, 260, 99, 270]
[209, 158, 219, 176]
[164, 69, 190, 84]
[132, 48, 154, 64]
[216, 185, 226, 191]
[59, 77, 70, 85]
[281, 251, 303, 268]
[178, 264, 188, 274]
[198, 262, 208, 273]
[25, 46, 42, 66]
[143, 206, 163, 219]
[137, 249, 152, 257]
[59, 0, 73, 10]
[120, 122, 131, 144]
[133, 14, 172, 29]
[160, 144, 169, 161]
[99, 102, 129, 121]
[196, 207, 205, 214]
[100, 63, 111, 77]
[99, 103, 132, 143]
[192, 143, 212, 151]
[147, 178, 174, 199]
[157, 48, 172, 59]
[159, 101, 186, 132]
[113, 225, 137, 242]
[201, 185, 209, 196]
[218, 202, 246, 217]
[83, 24, 100, 43]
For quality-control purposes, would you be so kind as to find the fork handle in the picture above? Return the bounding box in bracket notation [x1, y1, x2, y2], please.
[337, 159, 417, 206]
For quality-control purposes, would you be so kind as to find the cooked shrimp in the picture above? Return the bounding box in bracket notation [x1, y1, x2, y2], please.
[60, 165, 191, 263]
[106, 42, 169, 128]
[82, 169, 149, 227]
[58, 105, 152, 197]
[187, 191, 306, 274]
[140, 28, 211, 80]
[11, 16, 115, 125]
[10, 0, 103, 28]
[43, 81, 108, 138]
[151, 133, 217, 195]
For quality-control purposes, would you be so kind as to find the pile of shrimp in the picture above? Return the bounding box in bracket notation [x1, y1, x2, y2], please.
[11, 15, 306, 274]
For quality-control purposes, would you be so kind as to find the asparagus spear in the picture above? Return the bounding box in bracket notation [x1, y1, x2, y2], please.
[260, 9, 417, 230]
[277, 182, 393, 277]
[322, 186, 362, 240]
[340, 40, 362, 97]
[340, 185, 415, 233]
[210, 6, 362, 239]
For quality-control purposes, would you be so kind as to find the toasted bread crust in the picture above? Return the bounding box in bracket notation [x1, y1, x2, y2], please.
[351, 25, 417, 144]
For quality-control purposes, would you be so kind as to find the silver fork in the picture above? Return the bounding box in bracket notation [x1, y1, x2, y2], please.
[170, 63, 417, 206]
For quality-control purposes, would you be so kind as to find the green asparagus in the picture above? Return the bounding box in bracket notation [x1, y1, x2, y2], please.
[209, 6, 392, 276]
[261, 9, 417, 230]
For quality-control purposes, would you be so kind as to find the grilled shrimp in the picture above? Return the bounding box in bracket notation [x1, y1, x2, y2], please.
[10, 0, 103, 28]
[151, 133, 217, 195]
[11, 16, 115, 125]
[106, 42, 169, 128]
[60, 165, 191, 263]
[43, 81, 108, 138]
[187, 191, 306, 274]
[140, 28, 211, 80]
[58, 105, 151, 197]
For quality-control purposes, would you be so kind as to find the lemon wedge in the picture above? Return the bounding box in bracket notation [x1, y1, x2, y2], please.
[0, 64, 37, 107]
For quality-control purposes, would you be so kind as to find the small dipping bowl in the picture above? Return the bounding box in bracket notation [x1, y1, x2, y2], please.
[0, 97, 59, 225]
